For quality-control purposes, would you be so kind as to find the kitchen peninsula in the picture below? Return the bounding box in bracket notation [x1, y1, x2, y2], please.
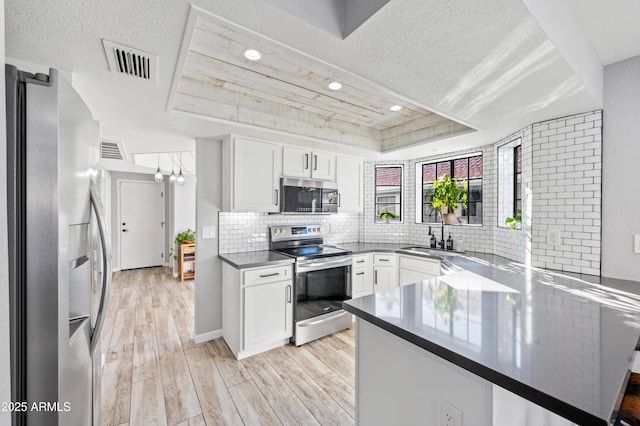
[343, 250, 640, 425]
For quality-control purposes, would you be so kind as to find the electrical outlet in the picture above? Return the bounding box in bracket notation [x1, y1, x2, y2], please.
[547, 229, 561, 246]
[439, 400, 462, 426]
[634, 234, 640, 254]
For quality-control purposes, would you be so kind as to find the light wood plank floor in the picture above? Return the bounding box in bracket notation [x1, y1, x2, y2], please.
[100, 267, 356, 426]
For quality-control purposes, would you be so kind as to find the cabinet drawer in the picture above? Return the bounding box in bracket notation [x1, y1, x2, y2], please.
[373, 253, 396, 266]
[353, 254, 370, 267]
[244, 265, 292, 286]
[181, 245, 195, 254]
[398, 255, 440, 275]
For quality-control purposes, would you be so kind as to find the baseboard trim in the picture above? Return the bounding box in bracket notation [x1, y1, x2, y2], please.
[193, 329, 223, 344]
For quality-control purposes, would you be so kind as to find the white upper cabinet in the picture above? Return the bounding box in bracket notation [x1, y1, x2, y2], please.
[281, 146, 309, 178]
[312, 151, 336, 181]
[223, 136, 282, 212]
[336, 155, 363, 212]
[282, 146, 336, 181]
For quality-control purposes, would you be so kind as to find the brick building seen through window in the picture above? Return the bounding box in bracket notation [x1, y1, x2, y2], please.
[375, 166, 402, 222]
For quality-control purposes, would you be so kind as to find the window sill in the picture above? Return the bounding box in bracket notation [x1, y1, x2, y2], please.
[416, 222, 483, 227]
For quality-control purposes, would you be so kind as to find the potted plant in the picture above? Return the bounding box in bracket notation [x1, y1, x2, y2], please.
[378, 210, 398, 223]
[505, 209, 522, 230]
[171, 228, 196, 259]
[427, 174, 468, 225]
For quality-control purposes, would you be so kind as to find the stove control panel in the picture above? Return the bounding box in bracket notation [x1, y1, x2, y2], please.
[270, 225, 322, 240]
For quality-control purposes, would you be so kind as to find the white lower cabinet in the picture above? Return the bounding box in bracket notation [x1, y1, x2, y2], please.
[352, 254, 373, 298]
[351, 252, 441, 298]
[223, 263, 293, 359]
[244, 280, 292, 351]
[373, 266, 396, 292]
[397, 255, 441, 287]
[373, 253, 397, 292]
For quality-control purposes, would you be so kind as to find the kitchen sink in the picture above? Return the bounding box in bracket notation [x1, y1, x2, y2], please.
[399, 246, 464, 256]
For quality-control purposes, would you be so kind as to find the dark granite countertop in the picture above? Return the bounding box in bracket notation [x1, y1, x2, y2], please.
[344, 251, 640, 425]
[218, 250, 294, 269]
[330, 242, 409, 253]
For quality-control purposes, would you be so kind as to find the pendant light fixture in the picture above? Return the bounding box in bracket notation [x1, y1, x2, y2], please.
[176, 152, 185, 186]
[169, 153, 177, 183]
[154, 153, 163, 183]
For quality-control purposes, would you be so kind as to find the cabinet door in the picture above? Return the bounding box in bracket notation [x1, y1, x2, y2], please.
[373, 266, 396, 292]
[398, 268, 436, 287]
[336, 156, 363, 212]
[353, 268, 368, 295]
[282, 146, 311, 178]
[233, 137, 281, 212]
[311, 151, 336, 181]
[244, 280, 293, 351]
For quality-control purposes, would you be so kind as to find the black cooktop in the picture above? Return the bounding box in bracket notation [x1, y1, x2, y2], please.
[274, 245, 350, 260]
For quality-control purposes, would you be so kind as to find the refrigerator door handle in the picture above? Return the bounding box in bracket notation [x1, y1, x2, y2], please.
[90, 182, 112, 354]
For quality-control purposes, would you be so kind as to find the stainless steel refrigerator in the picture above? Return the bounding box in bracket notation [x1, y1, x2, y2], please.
[6, 64, 112, 425]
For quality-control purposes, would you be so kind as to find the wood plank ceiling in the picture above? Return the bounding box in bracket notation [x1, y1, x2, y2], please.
[170, 13, 475, 152]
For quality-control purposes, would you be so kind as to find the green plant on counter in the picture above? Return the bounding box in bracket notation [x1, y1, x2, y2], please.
[378, 210, 398, 222]
[427, 173, 468, 216]
[505, 210, 522, 230]
[171, 228, 196, 259]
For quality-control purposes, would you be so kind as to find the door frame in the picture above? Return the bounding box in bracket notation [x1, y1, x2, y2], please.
[116, 179, 166, 271]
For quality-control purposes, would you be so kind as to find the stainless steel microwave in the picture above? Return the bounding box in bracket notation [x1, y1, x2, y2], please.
[280, 178, 338, 214]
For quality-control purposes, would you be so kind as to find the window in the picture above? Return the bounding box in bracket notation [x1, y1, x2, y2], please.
[498, 139, 522, 229]
[418, 154, 483, 225]
[375, 165, 402, 222]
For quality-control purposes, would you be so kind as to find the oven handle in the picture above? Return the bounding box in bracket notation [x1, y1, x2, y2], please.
[298, 310, 351, 327]
[296, 255, 352, 273]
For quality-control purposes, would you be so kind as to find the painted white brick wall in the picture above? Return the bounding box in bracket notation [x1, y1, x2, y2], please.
[531, 111, 602, 275]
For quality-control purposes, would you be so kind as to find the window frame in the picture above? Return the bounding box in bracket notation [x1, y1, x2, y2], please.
[415, 153, 483, 226]
[497, 138, 522, 229]
[374, 164, 404, 223]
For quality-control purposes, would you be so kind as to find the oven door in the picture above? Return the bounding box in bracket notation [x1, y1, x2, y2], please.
[293, 257, 352, 345]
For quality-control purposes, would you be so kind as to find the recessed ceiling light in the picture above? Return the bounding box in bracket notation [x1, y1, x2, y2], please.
[244, 49, 262, 61]
[328, 81, 342, 91]
[390, 105, 403, 112]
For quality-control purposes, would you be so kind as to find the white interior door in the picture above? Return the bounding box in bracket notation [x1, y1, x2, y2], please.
[119, 181, 164, 270]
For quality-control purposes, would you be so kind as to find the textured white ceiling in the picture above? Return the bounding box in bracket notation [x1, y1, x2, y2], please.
[5, 0, 638, 159]
[567, 0, 640, 65]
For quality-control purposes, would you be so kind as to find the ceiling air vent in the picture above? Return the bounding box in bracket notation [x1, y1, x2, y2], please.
[102, 40, 158, 83]
[100, 140, 127, 160]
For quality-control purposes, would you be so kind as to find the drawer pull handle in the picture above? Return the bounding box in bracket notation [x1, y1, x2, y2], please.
[379, 259, 390, 262]
[356, 260, 365, 264]
[259, 272, 280, 278]
[356, 272, 365, 276]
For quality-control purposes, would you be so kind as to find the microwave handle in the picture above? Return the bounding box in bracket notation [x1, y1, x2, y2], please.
[274, 189, 279, 206]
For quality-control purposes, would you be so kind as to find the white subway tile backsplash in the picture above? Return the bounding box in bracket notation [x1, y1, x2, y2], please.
[218, 110, 601, 276]
[531, 110, 602, 275]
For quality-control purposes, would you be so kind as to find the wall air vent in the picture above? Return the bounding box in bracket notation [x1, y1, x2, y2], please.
[100, 140, 127, 160]
[102, 40, 158, 83]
